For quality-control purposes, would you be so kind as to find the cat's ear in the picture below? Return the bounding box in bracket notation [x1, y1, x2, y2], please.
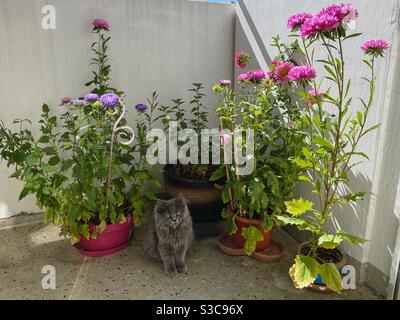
[176, 193, 190, 206]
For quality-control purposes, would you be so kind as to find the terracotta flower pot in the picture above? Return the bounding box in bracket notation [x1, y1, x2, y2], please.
[297, 242, 347, 286]
[226, 205, 272, 250]
[75, 216, 133, 257]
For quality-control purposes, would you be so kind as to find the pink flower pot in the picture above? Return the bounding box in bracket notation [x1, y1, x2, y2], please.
[75, 216, 133, 257]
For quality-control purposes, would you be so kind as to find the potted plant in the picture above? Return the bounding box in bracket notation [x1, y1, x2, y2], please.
[0, 19, 159, 256]
[158, 84, 223, 222]
[211, 50, 305, 255]
[276, 4, 389, 292]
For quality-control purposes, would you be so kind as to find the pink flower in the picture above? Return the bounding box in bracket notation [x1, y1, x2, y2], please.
[237, 72, 249, 82]
[219, 79, 232, 86]
[300, 13, 340, 37]
[251, 69, 266, 82]
[361, 39, 389, 56]
[61, 97, 71, 104]
[221, 133, 231, 146]
[270, 61, 295, 84]
[287, 12, 312, 30]
[320, 3, 358, 23]
[236, 51, 250, 69]
[92, 18, 110, 31]
[288, 66, 317, 81]
[307, 88, 324, 105]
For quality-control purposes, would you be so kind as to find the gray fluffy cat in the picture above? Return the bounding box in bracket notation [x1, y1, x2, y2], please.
[144, 194, 193, 277]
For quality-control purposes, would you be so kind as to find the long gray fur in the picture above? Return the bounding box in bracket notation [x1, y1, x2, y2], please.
[143, 194, 193, 277]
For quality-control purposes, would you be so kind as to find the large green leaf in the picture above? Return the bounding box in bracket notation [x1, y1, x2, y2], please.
[318, 233, 342, 249]
[319, 263, 343, 293]
[289, 255, 320, 289]
[337, 230, 367, 245]
[241, 226, 264, 256]
[285, 198, 313, 216]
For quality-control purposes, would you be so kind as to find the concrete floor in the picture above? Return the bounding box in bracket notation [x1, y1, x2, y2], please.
[0, 213, 382, 300]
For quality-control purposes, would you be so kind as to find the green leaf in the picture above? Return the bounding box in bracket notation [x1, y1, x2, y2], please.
[241, 226, 264, 256]
[285, 198, 313, 216]
[319, 263, 343, 293]
[292, 158, 313, 169]
[314, 136, 335, 151]
[289, 255, 320, 289]
[98, 220, 107, 234]
[318, 233, 342, 249]
[337, 230, 367, 245]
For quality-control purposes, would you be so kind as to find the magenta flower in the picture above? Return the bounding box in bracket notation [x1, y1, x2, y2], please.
[269, 61, 295, 84]
[288, 66, 317, 81]
[84, 93, 99, 102]
[361, 39, 389, 57]
[219, 79, 232, 86]
[300, 13, 340, 37]
[61, 97, 71, 104]
[250, 69, 266, 83]
[135, 103, 148, 112]
[100, 93, 119, 108]
[307, 88, 324, 105]
[237, 72, 249, 82]
[92, 18, 110, 31]
[287, 12, 312, 30]
[320, 3, 358, 23]
[236, 51, 250, 69]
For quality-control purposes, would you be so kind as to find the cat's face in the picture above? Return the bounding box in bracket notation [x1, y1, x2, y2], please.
[154, 195, 189, 228]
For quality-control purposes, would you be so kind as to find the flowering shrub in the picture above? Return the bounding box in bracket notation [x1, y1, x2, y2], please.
[212, 48, 305, 255]
[0, 19, 159, 243]
[277, 4, 388, 292]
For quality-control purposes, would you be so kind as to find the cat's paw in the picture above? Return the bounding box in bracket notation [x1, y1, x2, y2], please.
[176, 263, 187, 273]
[165, 267, 177, 278]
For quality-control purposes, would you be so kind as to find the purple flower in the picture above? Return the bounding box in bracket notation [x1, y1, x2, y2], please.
[361, 39, 389, 56]
[92, 18, 110, 31]
[236, 51, 251, 69]
[288, 66, 317, 81]
[72, 99, 86, 106]
[300, 13, 340, 37]
[61, 97, 71, 104]
[287, 12, 312, 30]
[84, 93, 99, 102]
[219, 80, 232, 86]
[269, 61, 295, 84]
[100, 93, 119, 108]
[135, 103, 148, 112]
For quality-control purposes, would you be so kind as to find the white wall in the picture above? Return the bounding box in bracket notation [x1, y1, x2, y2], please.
[0, 0, 235, 218]
[237, 0, 400, 296]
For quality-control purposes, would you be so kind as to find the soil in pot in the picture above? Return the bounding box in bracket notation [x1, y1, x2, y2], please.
[298, 243, 347, 287]
[163, 163, 223, 223]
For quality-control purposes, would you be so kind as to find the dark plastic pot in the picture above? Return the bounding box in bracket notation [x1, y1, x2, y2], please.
[75, 216, 133, 257]
[163, 169, 223, 223]
[226, 205, 272, 250]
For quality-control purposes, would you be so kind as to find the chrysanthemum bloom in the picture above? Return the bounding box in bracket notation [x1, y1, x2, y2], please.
[92, 18, 110, 31]
[288, 66, 317, 81]
[72, 99, 86, 106]
[100, 93, 120, 108]
[135, 103, 148, 112]
[84, 93, 99, 102]
[287, 12, 312, 30]
[61, 97, 71, 104]
[270, 61, 295, 84]
[249, 69, 266, 83]
[361, 39, 389, 57]
[307, 88, 324, 105]
[219, 79, 232, 86]
[300, 13, 340, 37]
[236, 51, 251, 69]
[320, 3, 358, 23]
[237, 72, 249, 82]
